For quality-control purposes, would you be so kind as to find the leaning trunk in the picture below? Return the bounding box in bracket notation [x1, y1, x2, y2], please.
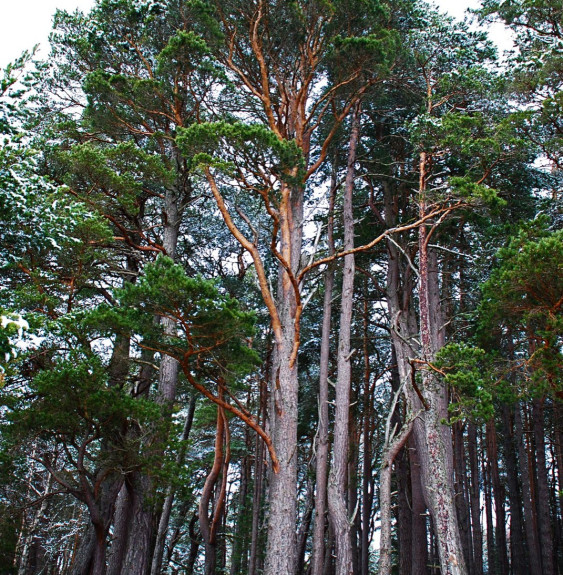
[379, 422, 414, 575]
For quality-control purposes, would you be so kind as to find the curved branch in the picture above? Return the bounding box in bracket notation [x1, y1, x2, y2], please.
[205, 167, 282, 345]
[183, 367, 279, 473]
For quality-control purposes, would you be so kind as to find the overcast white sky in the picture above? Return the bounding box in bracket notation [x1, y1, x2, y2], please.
[0, 0, 512, 70]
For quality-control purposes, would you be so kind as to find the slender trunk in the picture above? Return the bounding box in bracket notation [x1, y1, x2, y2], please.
[379, 422, 414, 575]
[500, 403, 527, 575]
[311, 164, 337, 575]
[150, 395, 197, 575]
[554, 402, 563, 573]
[467, 422, 483, 575]
[515, 403, 542, 575]
[360, 291, 375, 575]
[185, 512, 200, 575]
[483, 443, 495, 575]
[349, 404, 361, 574]
[410, 439, 429, 575]
[230, 448, 251, 575]
[453, 421, 473, 572]
[397, 445, 412, 575]
[486, 420, 509, 575]
[200, 386, 230, 575]
[532, 397, 555, 575]
[249, 370, 268, 575]
[296, 476, 315, 575]
[327, 103, 360, 575]
[324, 520, 336, 575]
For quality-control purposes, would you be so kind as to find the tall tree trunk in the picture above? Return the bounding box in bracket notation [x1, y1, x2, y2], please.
[486, 420, 509, 575]
[349, 401, 361, 574]
[249, 369, 268, 575]
[184, 511, 200, 575]
[264, 315, 300, 575]
[554, 402, 563, 572]
[119, 474, 155, 575]
[532, 397, 555, 575]
[415, 151, 467, 575]
[467, 422, 483, 575]
[296, 475, 315, 575]
[360, 291, 375, 575]
[396, 445, 412, 575]
[150, 394, 197, 575]
[514, 403, 542, 575]
[379, 420, 414, 575]
[311, 164, 337, 575]
[200, 386, 231, 575]
[328, 105, 360, 575]
[410, 438, 429, 575]
[230, 446, 252, 575]
[383, 170, 424, 575]
[453, 421, 473, 572]
[483, 444, 495, 575]
[500, 403, 527, 575]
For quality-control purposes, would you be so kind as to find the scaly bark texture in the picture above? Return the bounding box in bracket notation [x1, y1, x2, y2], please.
[415, 151, 467, 575]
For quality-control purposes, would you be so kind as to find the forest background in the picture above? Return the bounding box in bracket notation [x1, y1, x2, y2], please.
[0, 0, 561, 574]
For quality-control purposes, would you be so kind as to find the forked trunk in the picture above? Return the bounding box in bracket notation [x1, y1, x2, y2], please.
[415, 152, 467, 575]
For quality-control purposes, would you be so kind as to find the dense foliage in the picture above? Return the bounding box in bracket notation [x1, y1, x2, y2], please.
[0, 1, 561, 574]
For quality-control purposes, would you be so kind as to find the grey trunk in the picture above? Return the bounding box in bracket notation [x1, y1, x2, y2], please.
[379, 422, 414, 575]
[416, 205, 467, 575]
[467, 422, 483, 575]
[150, 394, 197, 575]
[327, 104, 360, 575]
[249, 373, 268, 575]
[264, 177, 304, 574]
[311, 164, 337, 575]
[264, 324, 299, 575]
